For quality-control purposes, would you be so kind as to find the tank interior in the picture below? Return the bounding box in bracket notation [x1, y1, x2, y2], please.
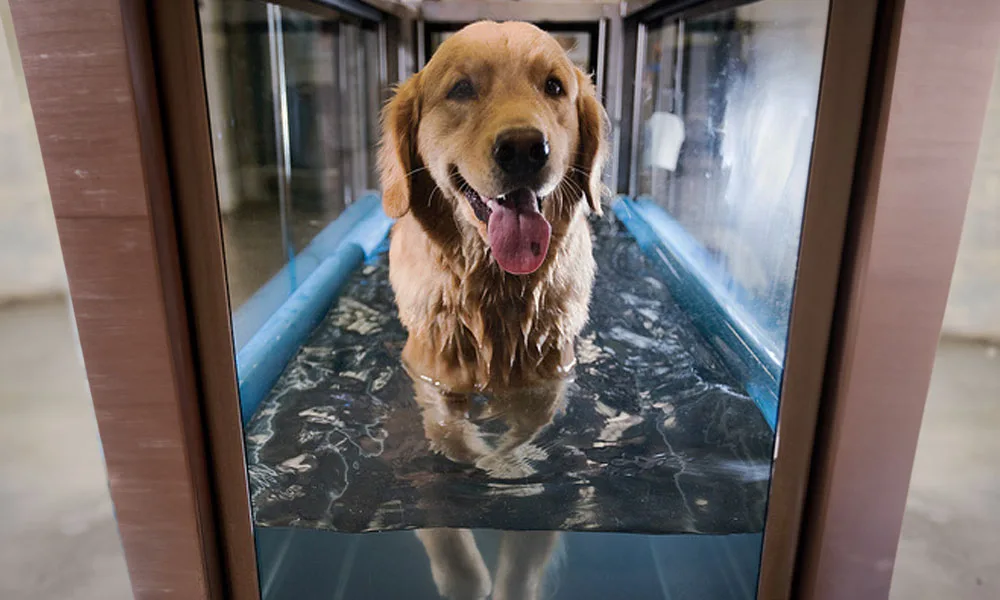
[196, 0, 831, 597]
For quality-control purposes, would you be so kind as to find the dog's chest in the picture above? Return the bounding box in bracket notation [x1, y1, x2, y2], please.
[443, 271, 574, 383]
[389, 216, 592, 386]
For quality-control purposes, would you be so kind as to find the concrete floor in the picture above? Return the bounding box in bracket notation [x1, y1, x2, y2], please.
[0, 300, 996, 599]
[0, 300, 132, 600]
[889, 339, 1000, 600]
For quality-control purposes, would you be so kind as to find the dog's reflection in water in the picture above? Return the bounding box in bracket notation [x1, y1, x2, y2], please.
[409, 370, 567, 600]
[376, 17, 608, 600]
[411, 372, 566, 479]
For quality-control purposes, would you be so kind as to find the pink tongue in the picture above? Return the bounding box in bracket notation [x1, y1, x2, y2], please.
[487, 188, 551, 275]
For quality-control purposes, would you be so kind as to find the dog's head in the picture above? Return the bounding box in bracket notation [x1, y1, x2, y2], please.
[378, 21, 608, 275]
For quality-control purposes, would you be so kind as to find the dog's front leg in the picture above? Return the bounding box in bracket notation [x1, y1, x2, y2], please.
[492, 530, 561, 600]
[415, 528, 492, 600]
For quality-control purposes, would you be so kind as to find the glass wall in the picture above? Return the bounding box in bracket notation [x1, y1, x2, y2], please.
[634, 0, 829, 360]
[199, 0, 382, 346]
[428, 25, 597, 73]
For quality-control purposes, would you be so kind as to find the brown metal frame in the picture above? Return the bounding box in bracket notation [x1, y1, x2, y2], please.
[795, 0, 1000, 597]
[754, 1, 880, 597]
[8, 0, 225, 598]
[146, 3, 261, 598]
[9, 0, 999, 598]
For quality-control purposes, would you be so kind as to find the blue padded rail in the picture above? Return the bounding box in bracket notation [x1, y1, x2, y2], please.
[613, 196, 781, 429]
[235, 201, 394, 424]
[232, 193, 385, 350]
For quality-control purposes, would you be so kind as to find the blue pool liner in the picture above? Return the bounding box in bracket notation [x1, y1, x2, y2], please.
[612, 196, 781, 429]
[235, 200, 394, 424]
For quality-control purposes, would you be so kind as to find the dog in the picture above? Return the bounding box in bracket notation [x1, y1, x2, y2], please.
[378, 21, 608, 600]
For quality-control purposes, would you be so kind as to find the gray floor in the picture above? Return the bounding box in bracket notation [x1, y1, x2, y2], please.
[0, 299, 996, 600]
[889, 340, 1000, 600]
[0, 300, 132, 600]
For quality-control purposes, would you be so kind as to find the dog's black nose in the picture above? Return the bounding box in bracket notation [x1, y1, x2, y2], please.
[493, 128, 549, 177]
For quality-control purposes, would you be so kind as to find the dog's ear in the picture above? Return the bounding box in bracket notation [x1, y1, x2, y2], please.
[378, 73, 421, 218]
[575, 69, 609, 216]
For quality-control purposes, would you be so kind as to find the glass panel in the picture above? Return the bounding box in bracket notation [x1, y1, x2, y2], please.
[197, 1, 831, 598]
[635, 0, 830, 361]
[201, 0, 287, 317]
[430, 28, 594, 72]
[551, 31, 593, 72]
[200, 0, 381, 347]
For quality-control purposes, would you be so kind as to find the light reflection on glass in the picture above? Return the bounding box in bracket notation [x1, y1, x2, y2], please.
[636, 0, 829, 358]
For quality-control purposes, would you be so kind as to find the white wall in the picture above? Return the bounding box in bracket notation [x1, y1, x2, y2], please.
[0, 1, 68, 303]
[942, 53, 1000, 342]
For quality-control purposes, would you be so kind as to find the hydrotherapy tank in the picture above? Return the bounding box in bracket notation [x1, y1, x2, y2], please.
[196, 0, 830, 597]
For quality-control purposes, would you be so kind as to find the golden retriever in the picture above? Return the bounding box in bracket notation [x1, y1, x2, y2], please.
[378, 21, 608, 600]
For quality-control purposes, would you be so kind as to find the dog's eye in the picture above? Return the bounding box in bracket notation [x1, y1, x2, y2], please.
[544, 77, 564, 97]
[447, 79, 476, 101]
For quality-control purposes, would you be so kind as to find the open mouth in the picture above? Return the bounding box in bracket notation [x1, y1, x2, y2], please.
[448, 167, 552, 275]
[450, 168, 544, 223]
[451, 170, 493, 223]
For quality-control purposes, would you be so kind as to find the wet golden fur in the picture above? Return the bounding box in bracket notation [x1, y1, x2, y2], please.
[378, 21, 608, 393]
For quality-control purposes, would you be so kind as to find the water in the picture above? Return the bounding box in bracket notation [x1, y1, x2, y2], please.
[245, 216, 770, 599]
